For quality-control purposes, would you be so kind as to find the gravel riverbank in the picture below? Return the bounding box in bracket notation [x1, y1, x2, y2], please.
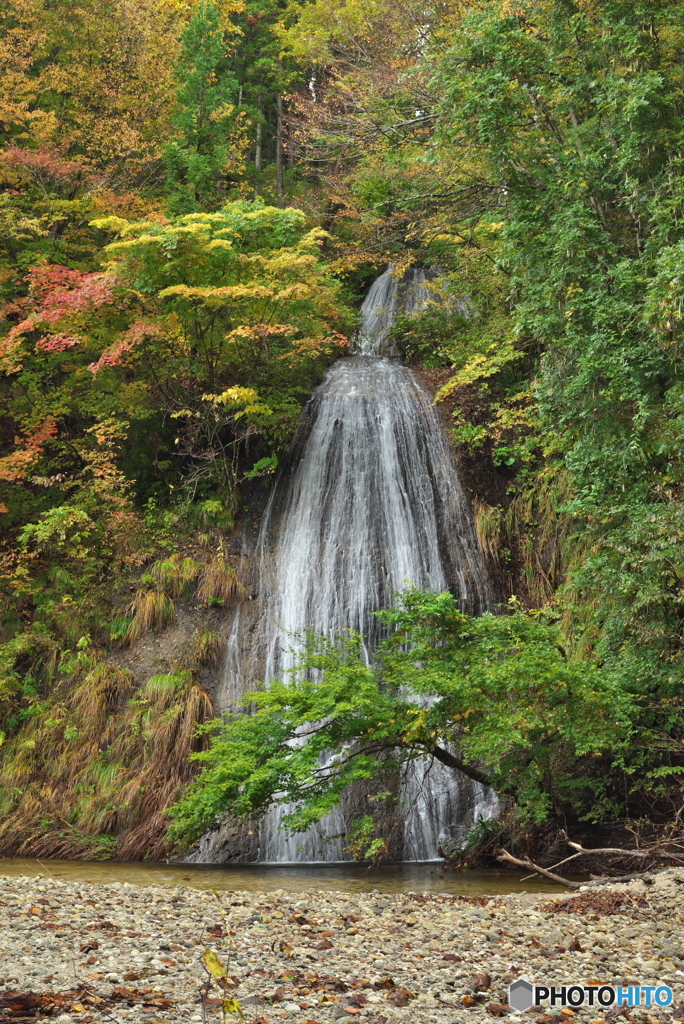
[0, 868, 682, 1023]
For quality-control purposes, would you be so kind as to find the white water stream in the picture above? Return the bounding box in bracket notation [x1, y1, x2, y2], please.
[193, 267, 498, 864]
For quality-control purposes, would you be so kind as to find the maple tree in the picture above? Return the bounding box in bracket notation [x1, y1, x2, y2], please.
[89, 201, 351, 491]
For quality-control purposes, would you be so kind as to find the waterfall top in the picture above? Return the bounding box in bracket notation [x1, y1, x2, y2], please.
[355, 265, 438, 357]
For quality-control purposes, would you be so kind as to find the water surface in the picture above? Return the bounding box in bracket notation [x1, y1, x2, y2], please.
[0, 858, 575, 895]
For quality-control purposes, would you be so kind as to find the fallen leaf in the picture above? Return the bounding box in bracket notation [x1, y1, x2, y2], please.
[387, 988, 415, 1007]
[487, 1004, 509, 1017]
[110, 987, 137, 1000]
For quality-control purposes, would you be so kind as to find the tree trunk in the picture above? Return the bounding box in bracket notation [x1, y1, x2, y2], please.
[254, 100, 262, 199]
[430, 743, 492, 789]
[288, 115, 295, 173]
[276, 94, 284, 206]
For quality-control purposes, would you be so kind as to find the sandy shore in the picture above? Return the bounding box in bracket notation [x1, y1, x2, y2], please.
[0, 869, 682, 1023]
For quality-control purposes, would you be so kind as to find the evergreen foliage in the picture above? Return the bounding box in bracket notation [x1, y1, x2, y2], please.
[164, 3, 242, 214]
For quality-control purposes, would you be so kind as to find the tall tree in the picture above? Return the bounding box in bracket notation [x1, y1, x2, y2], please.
[164, 2, 244, 214]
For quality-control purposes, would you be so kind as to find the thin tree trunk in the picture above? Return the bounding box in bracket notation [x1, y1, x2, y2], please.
[254, 99, 262, 198]
[288, 115, 295, 173]
[276, 94, 284, 206]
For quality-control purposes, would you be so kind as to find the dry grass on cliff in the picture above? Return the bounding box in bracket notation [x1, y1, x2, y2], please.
[0, 659, 213, 861]
[125, 589, 176, 644]
[197, 548, 245, 605]
[190, 629, 226, 669]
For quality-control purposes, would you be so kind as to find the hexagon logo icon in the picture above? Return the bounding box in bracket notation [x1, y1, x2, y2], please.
[509, 977, 534, 1013]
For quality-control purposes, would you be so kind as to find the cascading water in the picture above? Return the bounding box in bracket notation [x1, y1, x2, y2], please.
[191, 267, 498, 864]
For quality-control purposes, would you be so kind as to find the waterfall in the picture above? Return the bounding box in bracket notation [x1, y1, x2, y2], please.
[191, 266, 498, 864]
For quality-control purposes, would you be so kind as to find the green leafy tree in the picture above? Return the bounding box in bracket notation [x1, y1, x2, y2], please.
[430, 0, 684, 814]
[167, 590, 632, 850]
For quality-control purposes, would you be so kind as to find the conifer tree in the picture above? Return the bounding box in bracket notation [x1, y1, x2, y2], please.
[164, 2, 240, 214]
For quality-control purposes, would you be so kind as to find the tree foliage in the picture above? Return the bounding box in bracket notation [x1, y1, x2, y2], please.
[167, 590, 633, 848]
[3, 0, 684, 858]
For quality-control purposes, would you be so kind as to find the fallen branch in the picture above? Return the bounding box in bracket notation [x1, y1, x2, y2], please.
[497, 849, 580, 889]
[520, 849, 585, 882]
[567, 842, 647, 857]
[568, 841, 684, 865]
[587, 873, 653, 885]
[521, 839, 684, 884]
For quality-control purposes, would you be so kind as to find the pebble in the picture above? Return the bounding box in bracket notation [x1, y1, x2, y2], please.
[0, 869, 682, 1023]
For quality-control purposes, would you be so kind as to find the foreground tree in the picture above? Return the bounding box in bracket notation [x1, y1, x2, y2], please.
[167, 589, 632, 851]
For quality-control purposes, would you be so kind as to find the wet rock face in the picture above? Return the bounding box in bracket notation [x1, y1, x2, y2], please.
[0, 868, 682, 1024]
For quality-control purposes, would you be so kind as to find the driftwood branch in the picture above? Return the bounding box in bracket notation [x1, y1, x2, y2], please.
[567, 842, 646, 857]
[520, 838, 684, 885]
[568, 841, 684, 865]
[497, 848, 580, 889]
[588, 873, 652, 885]
[520, 849, 589, 881]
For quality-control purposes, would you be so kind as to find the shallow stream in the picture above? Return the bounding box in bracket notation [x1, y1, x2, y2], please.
[0, 857, 576, 894]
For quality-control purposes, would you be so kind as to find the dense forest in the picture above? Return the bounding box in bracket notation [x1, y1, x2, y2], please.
[1, 0, 684, 865]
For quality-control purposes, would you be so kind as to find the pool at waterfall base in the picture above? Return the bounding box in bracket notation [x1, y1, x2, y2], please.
[0, 856, 579, 893]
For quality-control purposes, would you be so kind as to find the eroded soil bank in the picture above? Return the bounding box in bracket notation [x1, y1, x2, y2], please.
[0, 869, 682, 1024]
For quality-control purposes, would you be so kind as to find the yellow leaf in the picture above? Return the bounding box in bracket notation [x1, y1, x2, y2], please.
[203, 948, 228, 979]
[223, 997, 244, 1022]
